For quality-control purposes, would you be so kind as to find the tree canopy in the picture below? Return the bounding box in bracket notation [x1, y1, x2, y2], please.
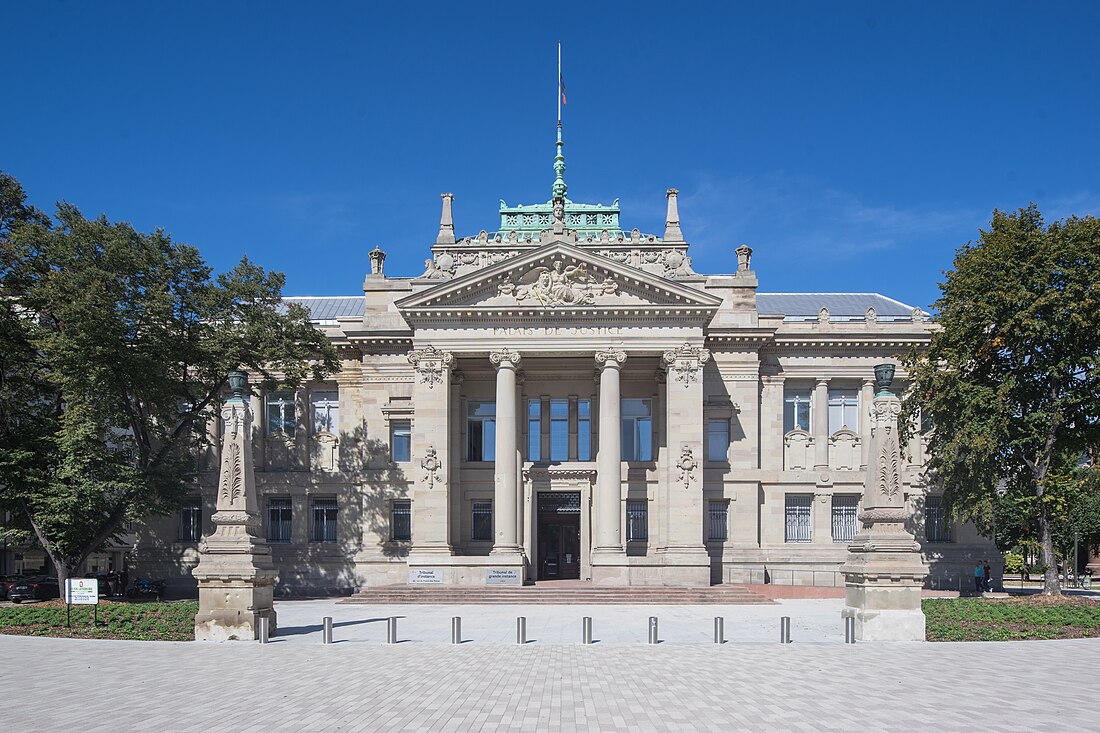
[903, 205, 1100, 594]
[0, 172, 340, 589]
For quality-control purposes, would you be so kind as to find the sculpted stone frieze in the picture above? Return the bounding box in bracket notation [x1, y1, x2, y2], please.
[661, 343, 711, 386]
[497, 259, 618, 307]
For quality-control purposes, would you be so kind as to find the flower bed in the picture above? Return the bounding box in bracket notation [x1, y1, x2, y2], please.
[923, 596, 1100, 641]
[0, 599, 197, 641]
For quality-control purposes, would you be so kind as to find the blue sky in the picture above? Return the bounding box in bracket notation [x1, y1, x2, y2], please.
[5, 1, 1099, 309]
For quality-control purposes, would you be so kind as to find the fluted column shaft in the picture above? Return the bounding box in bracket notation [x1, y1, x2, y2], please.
[491, 350, 522, 554]
[594, 350, 626, 554]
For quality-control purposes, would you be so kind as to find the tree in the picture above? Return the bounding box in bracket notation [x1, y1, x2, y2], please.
[0, 172, 340, 594]
[903, 205, 1100, 594]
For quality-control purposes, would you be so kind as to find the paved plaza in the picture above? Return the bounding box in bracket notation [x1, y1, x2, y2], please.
[3, 599, 1097, 732]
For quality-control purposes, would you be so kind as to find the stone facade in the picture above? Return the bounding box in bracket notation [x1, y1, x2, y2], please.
[114, 178, 998, 594]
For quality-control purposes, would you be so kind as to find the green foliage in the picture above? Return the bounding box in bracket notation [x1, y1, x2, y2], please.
[0, 171, 340, 583]
[923, 598, 1100, 641]
[903, 205, 1100, 593]
[0, 601, 198, 641]
[1002, 552, 1025, 574]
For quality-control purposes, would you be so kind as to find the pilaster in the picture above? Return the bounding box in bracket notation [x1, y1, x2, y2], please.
[407, 345, 454, 557]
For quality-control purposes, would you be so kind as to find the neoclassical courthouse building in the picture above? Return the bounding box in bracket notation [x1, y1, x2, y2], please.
[6, 135, 996, 592]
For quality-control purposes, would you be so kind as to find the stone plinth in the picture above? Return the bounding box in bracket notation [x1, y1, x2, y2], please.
[193, 375, 278, 641]
[840, 370, 928, 641]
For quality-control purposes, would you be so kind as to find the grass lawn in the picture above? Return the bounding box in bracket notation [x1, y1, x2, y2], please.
[923, 596, 1100, 641]
[0, 599, 197, 641]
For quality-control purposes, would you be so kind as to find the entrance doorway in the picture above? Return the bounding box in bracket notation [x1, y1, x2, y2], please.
[537, 492, 581, 580]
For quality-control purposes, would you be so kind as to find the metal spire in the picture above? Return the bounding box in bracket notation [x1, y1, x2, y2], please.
[553, 42, 568, 200]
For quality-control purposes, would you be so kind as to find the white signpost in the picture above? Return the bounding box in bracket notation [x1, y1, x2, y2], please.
[65, 577, 99, 627]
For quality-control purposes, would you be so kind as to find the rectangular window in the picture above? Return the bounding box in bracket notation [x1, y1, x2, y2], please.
[784, 494, 813, 543]
[310, 497, 337, 543]
[391, 500, 411, 542]
[391, 420, 411, 463]
[925, 495, 951, 542]
[266, 392, 296, 437]
[550, 399, 569, 461]
[828, 389, 859, 434]
[266, 496, 293, 543]
[626, 500, 648, 542]
[471, 501, 492, 542]
[310, 390, 339, 434]
[783, 389, 812, 433]
[178, 497, 202, 542]
[528, 399, 541, 461]
[467, 401, 496, 461]
[831, 495, 859, 543]
[621, 398, 653, 461]
[707, 418, 730, 462]
[708, 501, 729, 541]
[577, 399, 591, 461]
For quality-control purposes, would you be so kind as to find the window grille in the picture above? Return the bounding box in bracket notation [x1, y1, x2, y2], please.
[391, 500, 411, 541]
[785, 494, 813, 542]
[708, 501, 729, 541]
[626, 500, 648, 542]
[537, 492, 581, 514]
[267, 496, 292, 543]
[831, 495, 859, 542]
[311, 497, 338, 543]
[178, 497, 202, 542]
[472, 501, 492, 542]
[924, 495, 951, 542]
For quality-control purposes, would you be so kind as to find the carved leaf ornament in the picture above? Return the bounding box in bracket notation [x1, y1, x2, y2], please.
[219, 442, 243, 504]
[408, 345, 454, 389]
[661, 343, 711, 387]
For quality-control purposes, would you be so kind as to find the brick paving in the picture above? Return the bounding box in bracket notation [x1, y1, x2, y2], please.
[3, 610, 1095, 732]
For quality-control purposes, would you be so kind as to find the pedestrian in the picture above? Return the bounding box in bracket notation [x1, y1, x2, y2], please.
[982, 560, 992, 592]
[974, 562, 984, 593]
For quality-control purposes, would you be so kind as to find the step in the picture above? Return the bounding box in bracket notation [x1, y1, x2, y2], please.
[339, 584, 776, 605]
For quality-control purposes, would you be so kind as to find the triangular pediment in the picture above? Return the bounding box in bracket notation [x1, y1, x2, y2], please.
[395, 241, 721, 320]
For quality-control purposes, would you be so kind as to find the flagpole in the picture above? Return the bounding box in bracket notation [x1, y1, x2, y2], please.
[557, 41, 561, 125]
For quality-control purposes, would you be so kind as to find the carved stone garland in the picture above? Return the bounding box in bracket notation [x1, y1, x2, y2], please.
[408, 345, 454, 389]
[676, 446, 698, 489]
[421, 445, 443, 489]
[661, 343, 711, 386]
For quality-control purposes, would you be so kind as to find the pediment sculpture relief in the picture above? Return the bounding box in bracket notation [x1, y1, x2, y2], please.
[497, 259, 618, 307]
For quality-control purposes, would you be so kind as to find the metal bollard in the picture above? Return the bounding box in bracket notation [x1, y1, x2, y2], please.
[844, 616, 856, 644]
[780, 616, 791, 644]
[517, 616, 526, 645]
[714, 616, 725, 644]
[387, 616, 398, 644]
[322, 616, 333, 645]
[451, 616, 461, 644]
[257, 615, 269, 644]
[648, 616, 659, 644]
[582, 616, 593, 644]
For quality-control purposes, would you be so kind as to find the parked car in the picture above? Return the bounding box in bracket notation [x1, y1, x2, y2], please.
[8, 577, 61, 603]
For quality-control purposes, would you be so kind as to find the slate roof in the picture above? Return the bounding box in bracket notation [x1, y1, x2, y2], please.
[282, 293, 927, 323]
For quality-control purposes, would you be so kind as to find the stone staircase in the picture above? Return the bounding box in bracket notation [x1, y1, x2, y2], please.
[340, 584, 775, 605]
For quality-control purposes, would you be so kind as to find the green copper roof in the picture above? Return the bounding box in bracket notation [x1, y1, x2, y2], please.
[498, 198, 621, 239]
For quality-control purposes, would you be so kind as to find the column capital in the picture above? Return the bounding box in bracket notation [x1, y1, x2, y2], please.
[594, 348, 627, 369]
[661, 343, 711, 387]
[407, 345, 454, 389]
[815, 377, 831, 388]
[489, 348, 522, 370]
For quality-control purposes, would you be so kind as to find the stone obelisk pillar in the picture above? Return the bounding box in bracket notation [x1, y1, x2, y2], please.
[193, 370, 278, 641]
[840, 364, 928, 641]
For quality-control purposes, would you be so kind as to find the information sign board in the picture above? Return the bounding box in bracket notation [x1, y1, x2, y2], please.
[65, 578, 99, 605]
[486, 568, 522, 586]
[408, 569, 443, 585]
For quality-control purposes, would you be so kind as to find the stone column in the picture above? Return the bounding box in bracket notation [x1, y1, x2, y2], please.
[490, 349, 522, 555]
[840, 365, 929, 641]
[593, 349, 626, 556]
[859, 377, 875, 470]
[657, 343, 712, 586]
[813, 378, 830, 469]
[193, 371, 278, 641]
[407, 345, 454, 557]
